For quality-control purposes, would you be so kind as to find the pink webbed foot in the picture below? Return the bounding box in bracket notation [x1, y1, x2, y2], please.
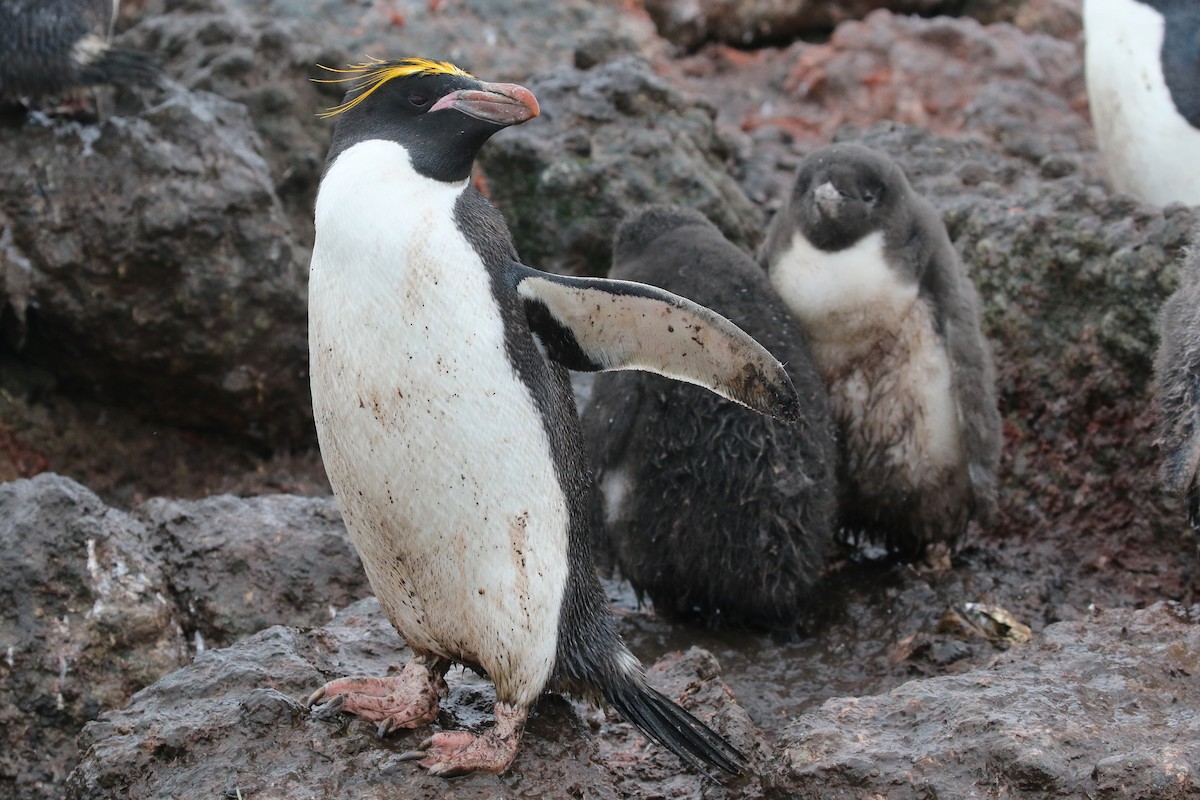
[306, 655, 448, 736]
[397, 701, 528, 777]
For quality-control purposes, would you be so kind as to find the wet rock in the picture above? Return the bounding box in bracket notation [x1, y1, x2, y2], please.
[0, 475, 375, 799]
[125, 1, 336, 244]
[596, 647, 770, 798]
[480, 56, 762, 275]
[0, 85, 309, 443]
[0, 474, 188, 800]
[66, 598, 757, 799]
[766, 602, 1200, 798]
[213, 0, 661, 82]
[138, 493, 369, 649]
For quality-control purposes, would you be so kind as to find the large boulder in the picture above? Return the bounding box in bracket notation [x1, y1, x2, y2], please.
[766, 602, 1200, 798]
[0, 474, 370, 800]
[0, 474, 189, 800]
[0, 86, 310, 443]
[128, 0, 662, 240]
[138, 492, 368, 649]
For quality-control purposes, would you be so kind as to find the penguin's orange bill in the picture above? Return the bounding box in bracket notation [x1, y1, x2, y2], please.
[429, 82, 539, 126]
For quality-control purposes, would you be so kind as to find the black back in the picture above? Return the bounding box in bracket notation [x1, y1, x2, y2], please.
[449, 189, 634, 701]
[583, 205, 837, 629]
[1142, 0, 1200, 127]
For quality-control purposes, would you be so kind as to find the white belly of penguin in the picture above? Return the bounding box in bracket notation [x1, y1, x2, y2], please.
[309, 140, 567, 706]
[1085, 0, 1200, 206]
[771, 230, 963, 484]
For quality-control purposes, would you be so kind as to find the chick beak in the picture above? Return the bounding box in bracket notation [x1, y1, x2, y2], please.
[429, 81, 540, 127]
[813, 181, 843, 218]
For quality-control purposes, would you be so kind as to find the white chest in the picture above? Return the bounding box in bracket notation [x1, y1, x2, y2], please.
[1085, 0, 1200, 206]
[769, 230, 915, 346]
[770, 229, 963, 480]
[307, 140, 567, 704]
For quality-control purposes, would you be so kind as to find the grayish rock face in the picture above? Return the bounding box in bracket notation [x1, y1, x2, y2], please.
[0, 474, 369, 800]
[0, 0, 664, 449]
[0, 474, 188, 800]
[137, 492, 369, 649]
[64, 599, 756, 799]
[766, 602, 1200, 798]
[479, 56, 762, 276]
[0, 86, 309, 443]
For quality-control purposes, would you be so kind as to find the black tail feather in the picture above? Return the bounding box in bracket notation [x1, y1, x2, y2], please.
[603, 676, 747, 780]
[80, 48, 161, 88]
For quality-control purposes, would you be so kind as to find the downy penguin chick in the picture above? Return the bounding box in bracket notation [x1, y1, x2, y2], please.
[306, 57, 800, 778]
[1154, 223, 1200, 537]
[584, 204, 837, 630]
[760, 142, 1002, 558]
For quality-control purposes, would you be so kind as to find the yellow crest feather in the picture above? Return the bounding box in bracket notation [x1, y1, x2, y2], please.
[313, 56, 474, 119]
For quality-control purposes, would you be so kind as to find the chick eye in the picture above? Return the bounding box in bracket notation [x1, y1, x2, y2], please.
[408, 93, 430, 108]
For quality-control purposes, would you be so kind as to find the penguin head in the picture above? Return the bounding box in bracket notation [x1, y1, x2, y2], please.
[613, 204, 714, 262]
[787, 143, 908, 252]
[317, 57, 539, 183]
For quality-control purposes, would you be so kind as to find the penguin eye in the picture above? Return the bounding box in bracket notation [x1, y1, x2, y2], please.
[861, 185, 882, 205]
[408, 93, 431, 108]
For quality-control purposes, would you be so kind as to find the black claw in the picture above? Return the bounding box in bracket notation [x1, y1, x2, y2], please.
[396, 736, 433, 761]
[310, 693, 346, 719]
[377, 718, 395, 738]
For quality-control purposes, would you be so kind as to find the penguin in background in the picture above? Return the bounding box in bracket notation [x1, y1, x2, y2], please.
[0, 0, 159, 110]
[1154, 223, 1200, 539]
[1084, 0, 1200, 206]
[583, 204, 838, 630]
[306, 57, 801, 778]
[760, 142, 1002, 559]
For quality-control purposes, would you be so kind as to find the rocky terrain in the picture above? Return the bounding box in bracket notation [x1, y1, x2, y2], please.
[1, 0, 1198, 798]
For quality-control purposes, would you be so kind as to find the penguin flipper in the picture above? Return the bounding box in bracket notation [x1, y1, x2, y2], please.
[512, 263, 801, 423]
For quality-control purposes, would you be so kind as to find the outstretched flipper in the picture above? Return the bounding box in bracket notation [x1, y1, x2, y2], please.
[512, 263, 801, 424]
